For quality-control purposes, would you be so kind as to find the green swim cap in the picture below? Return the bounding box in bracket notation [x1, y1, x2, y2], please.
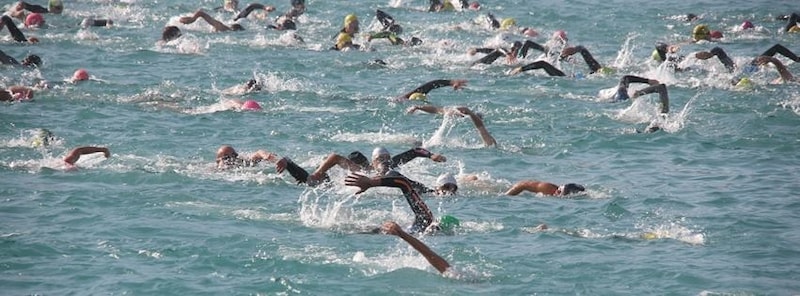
[598, 66, 615, 75]
[438, 215, 460, 232]
[650, 49, 662, 62]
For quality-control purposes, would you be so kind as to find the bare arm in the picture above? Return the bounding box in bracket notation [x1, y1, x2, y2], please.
[505, 180, 559, 196]
[309, 153, 362, 180]
[180, 9, 231, 32]
[756, 56, 796, 83]
[250, 150, 278, 163]
[457, 107, 496, 147]
[406, 105, 445, 114]
[382, 221, 451, 274]
[63, 146, 110, 165]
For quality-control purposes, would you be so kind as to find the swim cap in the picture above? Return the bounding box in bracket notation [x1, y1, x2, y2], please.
[641, 232, 657, 240]
[790, 25, 800, 33]
[371, 147, 390, 160]
[692, 24, 710, 41]
[552, 30, 567, 42]
[521, 27, 538, 37]
[344, 14, 358, 27]
[21, 54, 41, 67]
[408, 92, 428, 101]
[709, 30, 723, 39]
[741, 20, 754, 30]
[650, 49, 662, 61]
[241, 99, 262, 110]
[335, 33, 352, 49]
[561, 183, 585, 195]
[48, 0, 63, 14]
[735, 77, 753, 89]
[436, 173, 457, 187]
[25, 13, 45, 27]
[438, 215, 460, 233]
[72, 69, 89, 81]
[598, 67, 615, 75]
[500, 18, 516, 30]
[469, 1, 480, 10]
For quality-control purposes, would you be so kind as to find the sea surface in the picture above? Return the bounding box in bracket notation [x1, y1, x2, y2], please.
[2, 0, 800, 295]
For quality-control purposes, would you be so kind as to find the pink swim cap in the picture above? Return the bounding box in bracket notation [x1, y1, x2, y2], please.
[553, 30, 567, 41]
[72, 69, 89, 81]
[709, 30, 723, 39]
[521, 27, 538, 37]
[741, 20, 754, 30]
[25, 13, 45, 27]
[469, 1, 480, 10]
[241, 99, 262, 110]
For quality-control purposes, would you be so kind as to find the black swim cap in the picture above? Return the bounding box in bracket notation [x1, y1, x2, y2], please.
[162, 26, 182, 42]
[22, 54, 41, 67]
[347, 151, 369, 167]
[409, 37, 423, 46]
[562, 183, 585, 195]
[388, 24, 403, 35]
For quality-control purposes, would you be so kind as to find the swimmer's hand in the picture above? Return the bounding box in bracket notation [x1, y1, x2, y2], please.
[508, 67, 522, 75]
[345, 173, 377, 194]
[450, 80, 467, 90]
[467, 48, 477, 56]
[694, 51, 714, 60]
[178, 16, 196, 24]
[430, 153, 446, 162]
[275, 157, 288, 173]
[405, 106, 419, 114]
[560, 46, 578, 58]
[381, 221, 402, 236]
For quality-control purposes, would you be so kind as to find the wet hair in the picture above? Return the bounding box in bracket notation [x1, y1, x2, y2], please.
[347, 151, 369, 167]
[562, 183, 586, 195]
[162, 26, 182, 42]
[22, 54, 41, 67]
[230, 23, 245, 31]
[685, 13, 698, 21]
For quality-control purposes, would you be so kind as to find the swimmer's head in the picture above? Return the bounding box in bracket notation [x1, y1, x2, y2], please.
[691, 24, 710, 41]
[685, 13, 698, 22]
[335, 33, 353, 49]
[408, 37, 423, 46]
[598, 67, 615, 75]
[371, 147, 390, 161]
[281, 19, 297, 30]
[31, 128, 54, 148]
[72, 69, 89, 82]
[437, 215, 460, 233]
[230, 23, 245, 31]
[436, 173, 458, 195]
[500, 18, 516, 30]
[790, 25, 800, 33]
[246, 79, 262, 91]
[387, 24, 403, 35]
[48, 0, 63, 14]
[520, 27, 538, 37]
[469, 1, 480, 10]
[735, 77, 753, 89]
[559, 183, 585, 195]
[162, 26, 182, 42]
[344, 14, 359, 33]
[409, 92, 428, 102]
[651, 49, 662, 62]
[216, 145, 239, 166]
[241, 99, 262, 110]
[552, 30, 568, 43]
[25, 13, 45, 28]
[21, 54, 41, 67]
[709, 30, 723, 39]
[741, 20, 754, 30]
[224, 0, 239, 11]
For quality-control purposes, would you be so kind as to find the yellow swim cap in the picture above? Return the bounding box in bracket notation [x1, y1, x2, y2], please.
[598, 67, 615, 75]
[500, 18, 516, 30]
[651, 49, 662, 61]
[692, 24, 710, 41]
[789, 25, 800, 33]
[409, 92, 428, 101]
[641, 232, 657, 240]
[344, 14, 358, 27]
[442, 1, 455, 10]
[335, 32, 352, 49]
[736, 77, 753, 89]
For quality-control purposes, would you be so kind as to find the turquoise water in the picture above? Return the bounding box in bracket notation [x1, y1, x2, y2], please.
[2, 0, 800, 294]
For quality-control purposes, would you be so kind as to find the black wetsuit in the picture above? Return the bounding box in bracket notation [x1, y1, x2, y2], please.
[1, 15, 30, 42]
[376, 175, 435, 233]
[472, 40, 547, 66]
[515, 61, 566, 76]
[565, 46, 603, 74]
[784, 13, 800, 32]
[400, 80, 455, 99]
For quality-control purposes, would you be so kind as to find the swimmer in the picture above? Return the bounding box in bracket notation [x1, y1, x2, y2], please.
[469, 40, 546, 66]
[0, 50, 41, 67]
[560, 45, 615, 74]
[160, 26, 182, 42]
[752, 56, 797, 83]
[0, 85, 34, 101]
[216, 0, 239, 12]
[397, 79, 467, 101]
[694, 44, 800, 74]
[406, 105, 497, 147]
[367, 10, 422, 46]
[332, 14, 360, 51]
[505, 180, 585, 197]
[690, 24, 723, 42]
[71, 69, 90, 82]
[179, 9, 245, 32]
[507, 60, 566, 76]
[380, 221, 451, 274]
[214, 145, 279, 169]
[609, 75, 670, 132]
[345, 173, 438, 234]
[80, 17, 113, 28]
[0, 15, 39, 43]
[308, 146, 445, 182]
[783, 12, 800, 32]
[63, 146, 110, 167]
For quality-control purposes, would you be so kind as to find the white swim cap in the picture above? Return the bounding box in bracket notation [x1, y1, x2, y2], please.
[436, 173, 457, 187]
[372, 147, 390, 160]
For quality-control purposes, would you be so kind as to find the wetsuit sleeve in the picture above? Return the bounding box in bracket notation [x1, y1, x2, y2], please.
[618, 75, 650, 89]
[572, 46, 603, 73]
[758, 44, 800, 63]
[0, 50, 19, 65]
[785, 13, 800, 32]
[471, 50, 505, 65]
[234, 3, 265, 21]
[1, 16, 29, 42]
[518, 40, 546, 58]
[376, 9, 395, 28]
[389, 148, 433, 169]
[632, 84, 669, 114]
[21, 2, 49, 13]
[518, 61, 566, 76]
[401, 79, 452, 98]
[486, 13, 500, 29]
[379, 176, 434, 233]
[281, 157, 310, 183]
[472, 48, 496, 54]
[709, 47, 736, 73]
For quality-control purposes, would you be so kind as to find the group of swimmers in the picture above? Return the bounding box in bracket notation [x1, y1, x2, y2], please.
[4, 0, 800, 275]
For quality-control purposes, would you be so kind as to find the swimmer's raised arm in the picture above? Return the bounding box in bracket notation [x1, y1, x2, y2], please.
[755, 56, 796, 83]
[381, 221, 451, 274]
[63, 146, 110, 165]
[456, 107, 497, 147]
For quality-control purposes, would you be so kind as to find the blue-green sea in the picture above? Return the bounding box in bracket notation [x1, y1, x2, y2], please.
[2, 0, 800, 294]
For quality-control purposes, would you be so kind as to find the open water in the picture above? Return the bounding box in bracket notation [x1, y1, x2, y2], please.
[2, 0, 800, 295]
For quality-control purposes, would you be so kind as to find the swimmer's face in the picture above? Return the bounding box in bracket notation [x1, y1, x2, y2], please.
[437, 183, 458, 195]
[371, 154, 390, 173]
[346, 20, 359, 34]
